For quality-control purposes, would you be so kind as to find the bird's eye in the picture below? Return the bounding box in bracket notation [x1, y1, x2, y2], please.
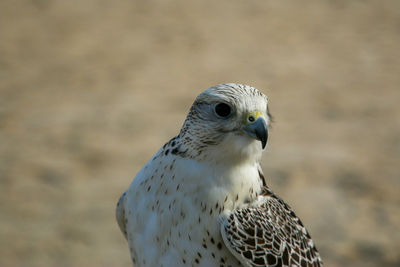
[214, 103, 232, 118]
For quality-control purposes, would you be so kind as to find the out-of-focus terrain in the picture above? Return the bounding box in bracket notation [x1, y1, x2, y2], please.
[1, 0, 399, 266]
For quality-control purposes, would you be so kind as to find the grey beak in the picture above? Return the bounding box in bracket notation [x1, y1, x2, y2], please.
[243, 117, 268, 149]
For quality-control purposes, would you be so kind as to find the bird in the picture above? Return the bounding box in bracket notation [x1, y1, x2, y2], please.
[116, 83, 323, 267]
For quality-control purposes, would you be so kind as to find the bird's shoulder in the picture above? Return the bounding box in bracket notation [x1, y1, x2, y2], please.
[220, 187, 323, 267]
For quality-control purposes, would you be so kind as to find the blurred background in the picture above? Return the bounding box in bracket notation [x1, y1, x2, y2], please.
[1, 0, 399, 266]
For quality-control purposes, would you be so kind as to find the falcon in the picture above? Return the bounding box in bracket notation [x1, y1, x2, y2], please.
[116, 83, 323, 267]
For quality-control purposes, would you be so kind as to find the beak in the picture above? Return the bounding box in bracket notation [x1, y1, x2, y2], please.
[243, 117, 268, 149]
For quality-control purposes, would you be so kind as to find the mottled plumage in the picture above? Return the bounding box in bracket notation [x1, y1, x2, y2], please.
[116, 83, 323, 267]
[221, 187, 322, 267]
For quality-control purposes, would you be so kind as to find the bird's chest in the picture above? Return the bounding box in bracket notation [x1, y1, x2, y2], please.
[127, 157, 262, 267]
[131, 192, 244, 267]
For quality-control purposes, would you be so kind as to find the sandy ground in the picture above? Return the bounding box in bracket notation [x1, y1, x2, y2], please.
[1, 0, 399, 266]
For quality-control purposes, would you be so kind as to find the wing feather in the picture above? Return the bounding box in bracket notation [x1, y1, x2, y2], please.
[116, 191, 128, 239]
[221, 188, 323, 267]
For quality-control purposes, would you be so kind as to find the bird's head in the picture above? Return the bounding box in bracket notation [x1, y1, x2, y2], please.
[177, 83, 272, 164]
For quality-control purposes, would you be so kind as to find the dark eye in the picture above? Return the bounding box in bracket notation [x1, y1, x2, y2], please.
[214, 103, 232, 118]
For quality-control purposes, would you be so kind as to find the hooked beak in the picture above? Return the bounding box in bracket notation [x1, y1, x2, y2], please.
[243, 117, 268, 149]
